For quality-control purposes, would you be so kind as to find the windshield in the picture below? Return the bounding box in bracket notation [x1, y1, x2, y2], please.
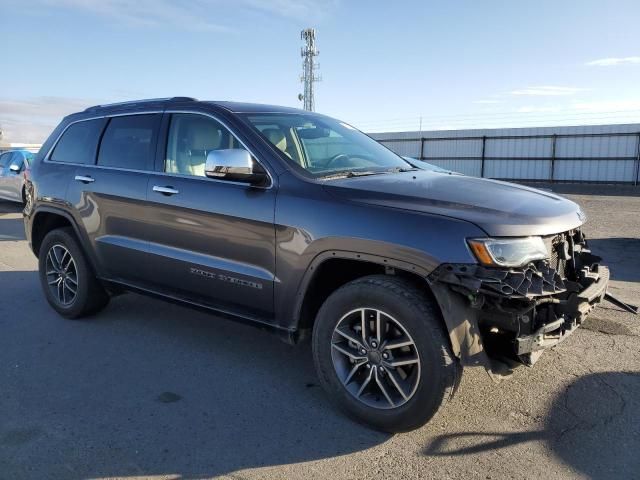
[241, 113, 412, 177]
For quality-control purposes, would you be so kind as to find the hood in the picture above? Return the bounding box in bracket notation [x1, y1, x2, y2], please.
[322, 170, 585, 236]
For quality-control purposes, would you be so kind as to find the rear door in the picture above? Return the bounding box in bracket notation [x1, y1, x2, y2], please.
[143, 112, 277, 319]
[65, 113, 161, 284]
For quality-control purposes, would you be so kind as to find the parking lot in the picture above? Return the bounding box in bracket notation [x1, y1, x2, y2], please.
[1, 187, 639, 480]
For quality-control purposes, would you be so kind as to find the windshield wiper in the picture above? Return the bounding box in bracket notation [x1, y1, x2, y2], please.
[318, 166, 418, 180]
[318, 170, 389, 180]
[387, 166, 418, 173]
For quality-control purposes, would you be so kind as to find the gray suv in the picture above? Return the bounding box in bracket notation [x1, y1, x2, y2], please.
[24, 97, 610, 432]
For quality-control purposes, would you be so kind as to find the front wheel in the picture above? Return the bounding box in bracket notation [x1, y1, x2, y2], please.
[312, 275, 460, 432]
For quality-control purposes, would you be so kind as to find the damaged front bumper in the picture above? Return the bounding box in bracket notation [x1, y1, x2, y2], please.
[513, 264, 608, 363]
[429, 230, 609, 370]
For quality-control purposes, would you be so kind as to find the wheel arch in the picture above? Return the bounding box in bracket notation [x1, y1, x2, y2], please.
[29, 208, 96, 269]
[292, 251, 441, 338]
[291, 251, 488, 374]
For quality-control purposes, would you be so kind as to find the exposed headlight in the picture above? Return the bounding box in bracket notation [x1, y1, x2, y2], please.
[467, 237, 548, 267]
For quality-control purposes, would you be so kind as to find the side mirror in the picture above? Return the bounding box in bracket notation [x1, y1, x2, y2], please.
[205, 149, 267, 186]
[9, 164, 21, 173]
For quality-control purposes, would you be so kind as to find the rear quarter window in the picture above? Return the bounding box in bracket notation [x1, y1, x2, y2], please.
[97, 114, 160, 170]
[50, 118, 107, 164]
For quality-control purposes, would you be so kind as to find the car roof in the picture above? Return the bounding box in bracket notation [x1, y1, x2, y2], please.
[79, 97, 311, 116]
[204, 101, 308, 114]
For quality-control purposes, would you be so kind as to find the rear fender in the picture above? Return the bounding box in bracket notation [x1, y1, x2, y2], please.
[28, 206, 99, 273]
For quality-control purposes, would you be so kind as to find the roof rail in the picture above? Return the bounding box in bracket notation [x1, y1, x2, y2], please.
[84, 96, 197, 112]
[169, 96, 198, 102]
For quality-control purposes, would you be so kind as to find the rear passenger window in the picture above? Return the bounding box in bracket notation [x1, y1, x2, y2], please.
[50, 119, 106, 164]
[97, 114, 160, 170]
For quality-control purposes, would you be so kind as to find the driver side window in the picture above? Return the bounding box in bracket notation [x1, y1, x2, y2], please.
[165, 114, 245, 177]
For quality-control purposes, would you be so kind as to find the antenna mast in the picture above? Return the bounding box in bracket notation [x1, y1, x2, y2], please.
[299, 28, 321, 111]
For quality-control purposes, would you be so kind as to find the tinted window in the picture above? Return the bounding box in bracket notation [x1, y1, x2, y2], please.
[51, 119, 106, 164]
[98, 114, 160, 170]
[0, 152, 11, 168]
[165, 114, 245, 177]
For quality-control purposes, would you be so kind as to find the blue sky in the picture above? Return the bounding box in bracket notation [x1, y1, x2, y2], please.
[1, 0, 640, 143]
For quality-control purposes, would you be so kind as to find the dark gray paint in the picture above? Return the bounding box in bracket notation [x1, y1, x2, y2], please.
[66, 168, 154, 284]
[323, 170, 583, 236]
[142, 173, 276, 318]
[24, 99, 586, 337]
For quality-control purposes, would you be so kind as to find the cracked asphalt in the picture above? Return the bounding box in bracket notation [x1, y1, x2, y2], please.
[1, 186, 639, 480]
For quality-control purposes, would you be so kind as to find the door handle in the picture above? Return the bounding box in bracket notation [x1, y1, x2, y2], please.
[153, 185, 179, 195]
[74, 175, 95, 183]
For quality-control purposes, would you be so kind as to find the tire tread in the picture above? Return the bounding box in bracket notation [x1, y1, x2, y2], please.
[312, 274, 461, 432]
[38, 227, 109, 319]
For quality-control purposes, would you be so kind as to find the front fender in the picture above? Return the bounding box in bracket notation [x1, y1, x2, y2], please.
[272, 171, 487, 331]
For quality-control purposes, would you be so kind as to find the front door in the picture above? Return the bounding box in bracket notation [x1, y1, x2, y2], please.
[143, 112, 276, 319]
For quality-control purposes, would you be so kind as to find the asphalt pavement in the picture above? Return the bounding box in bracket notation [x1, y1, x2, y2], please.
[1, 188, 639, 480]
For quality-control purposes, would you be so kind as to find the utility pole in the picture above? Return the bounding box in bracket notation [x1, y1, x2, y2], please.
[299, 28, 321, 111]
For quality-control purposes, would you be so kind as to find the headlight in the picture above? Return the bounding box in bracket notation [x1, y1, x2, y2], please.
[467, 237, 548, 267]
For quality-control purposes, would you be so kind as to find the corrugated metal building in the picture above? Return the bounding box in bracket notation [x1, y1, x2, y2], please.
[371, 123, 640, 184]
[0, 142, 41, 153]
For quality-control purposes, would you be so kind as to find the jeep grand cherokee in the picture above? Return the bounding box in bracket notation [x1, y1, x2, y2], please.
[24, 97, 610, 432]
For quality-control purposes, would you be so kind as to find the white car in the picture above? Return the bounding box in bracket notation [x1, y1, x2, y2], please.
[0, 150, 34, 204]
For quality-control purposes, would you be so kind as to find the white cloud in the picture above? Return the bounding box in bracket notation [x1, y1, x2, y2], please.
[237, 0, 339, 20]
[571, 100, 640, 112]
[41, 0, 233, 32]
[472, 99, 504, 104]
[585, 57, 640, 67]
[516, 106, 563, 113]
[510, 86, 588, 96]
[0, 96, 101, 143]
[16, 0, 339, 32]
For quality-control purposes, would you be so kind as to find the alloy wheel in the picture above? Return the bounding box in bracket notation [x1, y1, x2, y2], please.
[331, 308, 421, 409]
[45, 244, 78, 306]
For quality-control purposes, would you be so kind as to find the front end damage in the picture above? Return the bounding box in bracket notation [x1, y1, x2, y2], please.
[429, 230, 609, 371]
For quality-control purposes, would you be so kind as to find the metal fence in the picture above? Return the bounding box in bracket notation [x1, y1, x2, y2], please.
[371, 125, 640, 185]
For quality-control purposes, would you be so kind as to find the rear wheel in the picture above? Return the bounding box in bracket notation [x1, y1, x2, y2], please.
[312, 275, 460, 432]
[38, 227, 109, 318]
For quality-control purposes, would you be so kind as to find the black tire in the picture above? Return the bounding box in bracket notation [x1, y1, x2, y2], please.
[312, 274, 460, 433]
[38, 227, 109, 319]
